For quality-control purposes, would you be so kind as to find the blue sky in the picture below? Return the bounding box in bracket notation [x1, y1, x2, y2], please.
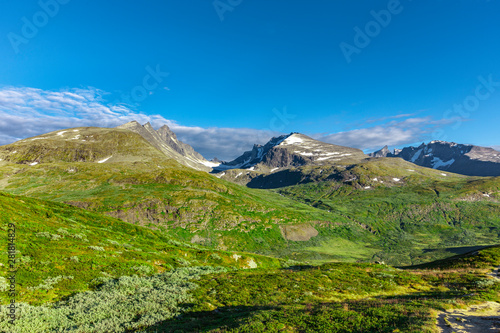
[1, 0, 499, 160]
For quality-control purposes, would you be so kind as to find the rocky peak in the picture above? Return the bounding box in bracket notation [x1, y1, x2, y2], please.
[116, 121, 210, 171]
[214, 132, 366, 172]
[369, 145, 390, 157]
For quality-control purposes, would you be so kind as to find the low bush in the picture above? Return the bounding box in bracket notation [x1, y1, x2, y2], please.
[0, 266, 227, 333]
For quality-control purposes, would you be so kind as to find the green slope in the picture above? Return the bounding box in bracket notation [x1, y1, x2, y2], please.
[276, 159, 500, 265]
[0, 191, 282, 306]
[1, 127, 499, 266]
[0, 127, 386, 262]
[3, 215, 499, 333]
[153, 245, 500, 333]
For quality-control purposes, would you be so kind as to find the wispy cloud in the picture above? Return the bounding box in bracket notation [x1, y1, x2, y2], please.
[0, 86, 276, 160]
[0, 86, 168, 141]
[363, 112, 420, 124]
[171, 125, 278, 160]
[0, 86, 460, 160]
[315, 117, 455, 150]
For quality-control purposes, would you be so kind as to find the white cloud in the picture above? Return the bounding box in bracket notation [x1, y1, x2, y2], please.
[0, 86, 276, 160]
[0, 86, 460, 161]
[172, 125, 277, 160]
[316, 117, 455, 150]
[492, 145, 500, 152]
[0, 86, 171, 143]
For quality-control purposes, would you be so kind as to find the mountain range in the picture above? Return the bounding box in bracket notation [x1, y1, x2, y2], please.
[369, 141, 500, 177]
[0, 121, 499, 265]
[1, 120, 500, 332]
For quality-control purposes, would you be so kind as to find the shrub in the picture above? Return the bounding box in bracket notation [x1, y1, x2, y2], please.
[36, 232, 62, 241]
[28, 276, 74, 291]
[88, 246, 105, 252]
[19, 256, 32, 263]
[57, 228, 70, 235]
[132, 265, 153, 275]
[0, 277, 8, 292]
[0, 266, 227, 333]
[175, 258, 191, 267]
[68, 256, 79, 263]
[475, 278, 496, 288]
[209, 253, 222, 261]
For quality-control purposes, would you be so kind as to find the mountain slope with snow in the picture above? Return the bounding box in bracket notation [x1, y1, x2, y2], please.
[215, 133, 366, 173]
[370, 141, 500, 177]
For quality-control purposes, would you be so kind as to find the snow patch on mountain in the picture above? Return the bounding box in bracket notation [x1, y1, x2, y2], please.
[410, 149, 422, 163]
[431, 157, 455, 169]
[282, 136, 304, 145]
[98, 156, 112, 163]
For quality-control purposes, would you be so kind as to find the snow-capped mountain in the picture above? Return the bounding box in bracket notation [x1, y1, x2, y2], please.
[370, 141, 500, 177]
[214, 132, 366, 173]
[117, 121, 216, 171]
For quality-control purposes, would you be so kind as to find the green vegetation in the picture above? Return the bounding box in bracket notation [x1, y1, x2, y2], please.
[0, 192, 281, 306]
[1, 152, 499, 266]
[0, 159, 376, 263]
[1, 127, 499, 267]
[276, 161, 500, 265]
[146, 246, 500, 332]
[0, 126, 499, 332]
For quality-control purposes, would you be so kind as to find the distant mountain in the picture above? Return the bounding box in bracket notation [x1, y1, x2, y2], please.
[117, 121, 216, 171]
[215, 132, 366, 173]
[370, 141, 500, 177]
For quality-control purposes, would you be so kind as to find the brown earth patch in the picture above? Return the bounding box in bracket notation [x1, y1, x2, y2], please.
[279, 224, 318, 241]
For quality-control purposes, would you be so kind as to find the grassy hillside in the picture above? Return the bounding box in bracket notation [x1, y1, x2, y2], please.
[0, 127, 169, 164]
[2, 154, 499, 266]
[1, 127, 499, 266]
[156, 246, 500, 333]
[0, 191, 283, 307]
[1, 127, 499, 331]
[0, 126, 385, 264]
[276, 165, 500, 265]
[4, 245, 497, 332]
[0, 160, 379, 261]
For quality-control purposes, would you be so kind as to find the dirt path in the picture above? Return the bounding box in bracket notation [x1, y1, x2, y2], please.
[436, 266, 500, 332]
[437, 302, 500, 332]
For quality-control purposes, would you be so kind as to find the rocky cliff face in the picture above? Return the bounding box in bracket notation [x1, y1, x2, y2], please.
[117, 121, 214, 171]
[370, 141, 500, 177]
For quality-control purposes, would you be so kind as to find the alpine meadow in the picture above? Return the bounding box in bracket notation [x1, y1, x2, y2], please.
[1, 1, 500, 332]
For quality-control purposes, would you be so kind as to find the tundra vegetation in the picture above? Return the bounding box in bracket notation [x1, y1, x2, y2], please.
[0, 127, 499, 332]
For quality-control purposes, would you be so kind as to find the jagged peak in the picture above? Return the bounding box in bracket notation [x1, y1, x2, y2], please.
[117, 120, 142, 129]
[158, 124, 171, 131]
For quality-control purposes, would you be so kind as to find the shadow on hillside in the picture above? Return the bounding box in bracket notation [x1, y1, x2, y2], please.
[422, 245, 492, 255]
[373, 290, 478, 311]
[281, 265, 317, 271]
[143, 305, 276, 333]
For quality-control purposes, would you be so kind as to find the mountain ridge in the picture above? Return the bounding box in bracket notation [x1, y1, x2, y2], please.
[370, 140, 500, 177]
[116, 121, 216, 171]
